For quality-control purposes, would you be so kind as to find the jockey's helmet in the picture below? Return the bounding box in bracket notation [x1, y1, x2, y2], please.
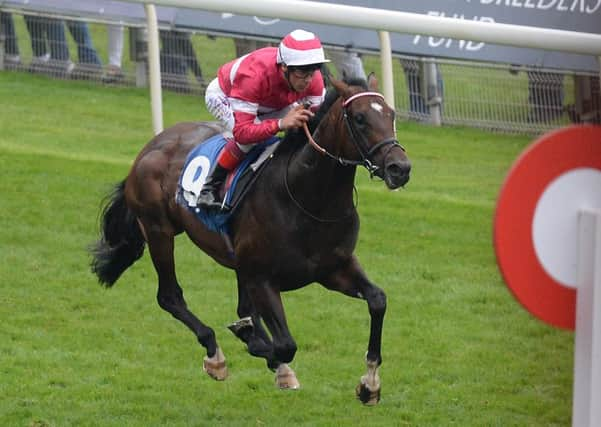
[277, 29, 330, 67]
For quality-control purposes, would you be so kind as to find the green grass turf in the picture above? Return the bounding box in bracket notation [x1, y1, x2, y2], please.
[0, 71, 573, 426]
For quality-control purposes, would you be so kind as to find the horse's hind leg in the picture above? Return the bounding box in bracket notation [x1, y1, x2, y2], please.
[319, 255, 386, 405]
[143, 219, 227, 380]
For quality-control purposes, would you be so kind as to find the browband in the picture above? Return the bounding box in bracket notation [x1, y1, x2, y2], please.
[342, 91, 385, 107]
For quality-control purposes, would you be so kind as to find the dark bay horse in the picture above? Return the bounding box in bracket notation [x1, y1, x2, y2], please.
[90, 75, 410, 405]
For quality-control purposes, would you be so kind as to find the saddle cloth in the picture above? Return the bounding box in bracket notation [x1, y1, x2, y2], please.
[176, 134, 280, 233]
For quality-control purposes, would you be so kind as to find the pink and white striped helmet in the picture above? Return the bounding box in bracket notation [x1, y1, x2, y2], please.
[277, 29, 330, 66]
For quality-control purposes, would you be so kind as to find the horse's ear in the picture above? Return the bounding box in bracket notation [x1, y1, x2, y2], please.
[367, 72, 378, 91]
[329, 76, 350, 97]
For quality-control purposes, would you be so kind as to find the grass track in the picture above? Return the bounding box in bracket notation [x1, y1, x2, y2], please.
[0, 71, 573, 426]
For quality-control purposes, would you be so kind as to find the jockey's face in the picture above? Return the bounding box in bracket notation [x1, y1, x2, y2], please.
[282, 65, 318, 92]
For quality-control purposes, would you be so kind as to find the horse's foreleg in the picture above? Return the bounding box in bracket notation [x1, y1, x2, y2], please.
[356, 356, 381, 406]
[144, 221, 227, 381]
[320, 256, 385, 405]
[243, 277, 300, 389]
[229, 282, 278, 370]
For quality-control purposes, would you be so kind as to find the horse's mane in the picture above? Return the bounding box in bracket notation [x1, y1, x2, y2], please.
[311, 76, 369, 131]
[280, 75, 369, 151]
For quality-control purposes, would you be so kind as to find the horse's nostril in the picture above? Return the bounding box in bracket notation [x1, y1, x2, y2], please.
[386, 164, 402, 177]
[384, 161, 411, 189]
[385, 161, 411, 178]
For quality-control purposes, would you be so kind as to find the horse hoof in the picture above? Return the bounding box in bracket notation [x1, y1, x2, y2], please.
[203, 347, 228, 381]
[356, 382, 381, 405]
[275, 364, 300, 390]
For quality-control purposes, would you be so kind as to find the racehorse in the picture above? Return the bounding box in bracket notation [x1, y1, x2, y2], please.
[89, 74, 411, 405]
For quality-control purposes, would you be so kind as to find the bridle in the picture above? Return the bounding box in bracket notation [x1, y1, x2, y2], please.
[303, 91, 405, 177]
[285, 90, 403, 222]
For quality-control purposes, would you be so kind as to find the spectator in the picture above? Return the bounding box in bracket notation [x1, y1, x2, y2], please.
[65, 20, 102, 76]
[400, 58, 444, 120]
[567, 75, 600, 124]
[24, 15, 72, 74]
[234, 38, 271, 57]
[327, 49, 366, 81]
[527, 71, 564, 123]
[1, 12, 20, 69]
[23, 17, 102, 78]
[104, 24, 124, 82]
[160, 30, 205, 93]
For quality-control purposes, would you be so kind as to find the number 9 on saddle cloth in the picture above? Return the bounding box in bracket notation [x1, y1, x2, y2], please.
[177, 134, 280, 233]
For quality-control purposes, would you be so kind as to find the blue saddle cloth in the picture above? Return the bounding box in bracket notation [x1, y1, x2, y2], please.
[177, 134, 280, 233]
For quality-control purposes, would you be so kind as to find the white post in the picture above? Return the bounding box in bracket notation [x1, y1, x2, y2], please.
[572, 208, 601, 427]
[0, 21, 5, 71]
[424, 58, 442, 126]
[598, 57, 600, 117]
[377, 31, 394, 110]
[144, 4, 163, 135]
[123, 0, 601, 56]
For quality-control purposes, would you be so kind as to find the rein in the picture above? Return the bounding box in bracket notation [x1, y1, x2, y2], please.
[284, 146, 358, 223]
[285, 90, 401, 223]
[302, 122, 364, 168]
[302, 91, 405, 176]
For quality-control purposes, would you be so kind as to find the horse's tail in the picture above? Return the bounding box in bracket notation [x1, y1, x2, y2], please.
[89, 180, 145, 287]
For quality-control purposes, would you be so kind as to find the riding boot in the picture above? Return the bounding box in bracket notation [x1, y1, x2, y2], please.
[196, 163, 229, 210]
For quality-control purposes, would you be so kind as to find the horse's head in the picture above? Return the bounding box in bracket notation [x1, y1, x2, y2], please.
[327, 74, 411, 189]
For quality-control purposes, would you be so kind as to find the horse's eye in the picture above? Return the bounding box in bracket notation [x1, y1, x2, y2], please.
[354, 113, 366, 126]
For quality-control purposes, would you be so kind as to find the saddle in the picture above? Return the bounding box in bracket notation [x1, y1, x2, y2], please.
[177, 134, 280, 233]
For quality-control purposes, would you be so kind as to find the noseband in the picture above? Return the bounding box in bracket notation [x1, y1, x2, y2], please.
[304, 91, 405, 176]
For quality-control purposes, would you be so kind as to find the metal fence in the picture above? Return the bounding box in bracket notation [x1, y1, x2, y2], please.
[1, 11, 598, 135]
[390, 56, 599, 134]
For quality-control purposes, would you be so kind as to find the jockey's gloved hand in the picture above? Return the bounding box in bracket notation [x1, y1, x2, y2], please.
[280, 104, 314, 130]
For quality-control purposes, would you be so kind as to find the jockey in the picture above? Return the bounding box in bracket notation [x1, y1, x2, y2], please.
[197, 29, 330, 210]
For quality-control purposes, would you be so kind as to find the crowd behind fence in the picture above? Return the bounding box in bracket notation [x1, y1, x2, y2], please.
[1, 11, 599, 135]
